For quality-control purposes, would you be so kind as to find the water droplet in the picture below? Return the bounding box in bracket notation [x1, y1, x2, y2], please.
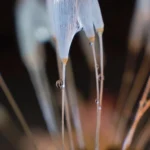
[95, 99, 99, 104]
[56, 79, 63, 89]
[98, 106, 102, 110]
[98, 74, 104, 81]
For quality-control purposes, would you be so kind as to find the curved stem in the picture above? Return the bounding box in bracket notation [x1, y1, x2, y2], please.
[122, 100, 150, 150]
[122, 76, 150, 150]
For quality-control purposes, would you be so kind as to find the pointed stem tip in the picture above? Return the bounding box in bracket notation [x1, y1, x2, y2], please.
[62, 58, 68, 65]
[97, 28, 104, 34]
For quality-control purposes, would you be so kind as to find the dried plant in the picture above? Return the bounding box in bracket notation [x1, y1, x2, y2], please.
[122, 77, 150, 150]
[114, 0, 150, 145]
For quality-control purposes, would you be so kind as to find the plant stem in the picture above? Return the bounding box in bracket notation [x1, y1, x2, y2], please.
[0, 75, 38, 150]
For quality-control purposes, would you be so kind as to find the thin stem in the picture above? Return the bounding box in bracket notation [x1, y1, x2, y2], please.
[29, 68, 58, 134]
[113, 52, 137, 144]
[62, 62, 66, 150]
[139, 76, 150, 106]
[0, 75, 38, 150]
[122, 100, 150, 150]
[95, 33, 104, 150]
[61, 60, 75, 149]
[134, 120, 150, 150]
[123, 57, 150, 117]
[114, 56, 150, 144]
[41, 67, 61, 150]
[57, 57, 75, 150]
[122, 76, 150, 150]
[67, 60, 85, 149]
[64, 92, 75, 150]
[115, 51, 137, 120]
[99, 33, 104, 111]
[90, 42, 100, 102]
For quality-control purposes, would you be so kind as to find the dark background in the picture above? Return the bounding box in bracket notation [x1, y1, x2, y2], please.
[0, 0, 137, 141]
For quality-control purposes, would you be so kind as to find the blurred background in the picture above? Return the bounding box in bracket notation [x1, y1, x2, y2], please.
[0, 0, 149, 149]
